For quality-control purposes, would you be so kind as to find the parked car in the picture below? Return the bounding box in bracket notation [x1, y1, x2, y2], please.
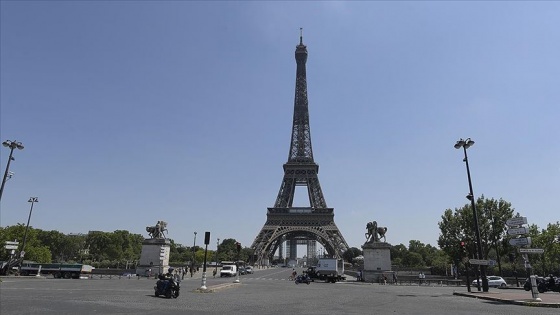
[238, 267, 247, 275]
[472, 276, 507, 288]
[245, 266, 254, 274]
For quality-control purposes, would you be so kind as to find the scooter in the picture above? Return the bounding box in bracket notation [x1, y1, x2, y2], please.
[295, 274, 311, 285]
[154, 275, 180, 298]
[537, 275, 560, 293]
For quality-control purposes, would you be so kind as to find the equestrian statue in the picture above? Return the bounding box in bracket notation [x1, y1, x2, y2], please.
[365, 221, 387, 243]
[146, 220, 168, 239]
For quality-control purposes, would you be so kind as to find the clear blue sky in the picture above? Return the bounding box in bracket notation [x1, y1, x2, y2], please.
[1, 1, 558, 252]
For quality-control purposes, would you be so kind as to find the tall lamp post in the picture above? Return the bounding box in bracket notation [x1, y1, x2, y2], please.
[20, 197, 38, 261]
[454, 138, 489, 292]
[191, 232, 197, 277]
[1, 140, 24, 202]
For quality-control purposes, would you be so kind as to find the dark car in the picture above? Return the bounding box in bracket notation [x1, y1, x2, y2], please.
[238, 267, 247, 275]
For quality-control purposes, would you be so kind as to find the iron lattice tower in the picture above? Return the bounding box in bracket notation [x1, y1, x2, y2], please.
[251, 33, 349, 266]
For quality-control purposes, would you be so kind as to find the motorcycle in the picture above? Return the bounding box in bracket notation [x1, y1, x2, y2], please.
[295, 274, 311, 285]
[537, 275, 560, 293]
[523, 276, 545, 292]
[154, 275, 180, 298]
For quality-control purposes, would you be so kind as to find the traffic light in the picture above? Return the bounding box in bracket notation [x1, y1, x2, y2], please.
[459, 241, 466, 256]
[236, 242, 241, 251]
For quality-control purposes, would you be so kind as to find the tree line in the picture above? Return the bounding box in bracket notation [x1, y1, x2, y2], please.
[437, 195, 559, 277]
[1, 195, 558, 275]
[0, 225, 252, 269]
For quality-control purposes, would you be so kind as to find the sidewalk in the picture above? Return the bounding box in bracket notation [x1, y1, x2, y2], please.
[454, 288, 560, 308]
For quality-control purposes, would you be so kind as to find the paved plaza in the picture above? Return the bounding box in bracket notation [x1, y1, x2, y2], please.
[1, 268, 558, 315]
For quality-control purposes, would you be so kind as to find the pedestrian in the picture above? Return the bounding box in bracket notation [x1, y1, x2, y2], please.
[418, 272, 423, 285]
[392, 272, 397, 285]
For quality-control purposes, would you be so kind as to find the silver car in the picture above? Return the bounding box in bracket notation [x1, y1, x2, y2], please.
[472, 276, 507, 288]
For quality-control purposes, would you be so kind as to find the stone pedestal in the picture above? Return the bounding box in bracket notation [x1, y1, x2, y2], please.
[362, 241, 393, 283]
[136, 238, 171, 277]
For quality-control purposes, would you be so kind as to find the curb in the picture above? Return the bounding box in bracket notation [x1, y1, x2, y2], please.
[453, 292, 560, 308]
[194, 282, 240, 293]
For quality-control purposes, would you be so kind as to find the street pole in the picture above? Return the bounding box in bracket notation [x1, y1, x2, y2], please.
[489, 206, 503, 276]
[19, 197, 38, 272]
[214, 238, 220, 276]
[455, 138, 488, 292]
[200, 232, 210, 290]
[234, 242, 240, 283]
[0, 140, 24, 202]
[191, 232, 197, 277]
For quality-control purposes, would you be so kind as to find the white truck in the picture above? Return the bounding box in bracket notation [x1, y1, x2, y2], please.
[315, 258, 345, 283]
[220, 262, 237, 277]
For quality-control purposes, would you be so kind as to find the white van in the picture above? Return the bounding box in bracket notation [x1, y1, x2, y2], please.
[220, 264, 237, 277]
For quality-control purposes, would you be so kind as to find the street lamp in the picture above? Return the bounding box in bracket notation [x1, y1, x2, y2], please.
[0, 140, 24, 202]
[191, 232, 197, 277]
[454, 138, 489, 292]
[20, 197, 38, 261]
[214, 238, 220, 276]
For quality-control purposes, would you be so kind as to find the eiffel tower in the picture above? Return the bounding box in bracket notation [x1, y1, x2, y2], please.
[251, 32, 349, 266]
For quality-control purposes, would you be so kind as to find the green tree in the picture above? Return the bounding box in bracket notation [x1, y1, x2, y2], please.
[438, 195, 516, 265]
[342, 247, 362, 263]
[218, 238, 240, 261]
[527, 222, 560, 275]
[390, 244, 408, 267]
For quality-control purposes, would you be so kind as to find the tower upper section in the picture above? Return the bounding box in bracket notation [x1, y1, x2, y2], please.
[288, 31, 314, 163]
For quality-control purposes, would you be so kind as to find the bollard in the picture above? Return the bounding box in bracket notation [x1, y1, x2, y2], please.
[529, 275, 542, 302]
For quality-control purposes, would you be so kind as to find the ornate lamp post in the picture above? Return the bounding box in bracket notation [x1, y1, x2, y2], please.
[454, 138, 489, 292]
[1, 140, 24, 202]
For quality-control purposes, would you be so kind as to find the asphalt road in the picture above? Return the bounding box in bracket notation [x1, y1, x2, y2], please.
[1, 268, 558, 315]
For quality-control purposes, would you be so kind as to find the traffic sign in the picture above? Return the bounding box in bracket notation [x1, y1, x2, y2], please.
[509, 237, 531, 247]
[519, 248, 544, 254]
[469, 259, 489, 265]
[4, 245, 18, 250]
[507, 227, 528, 236]
[4, 241, 19, 245]
[506, 217, 527, 227]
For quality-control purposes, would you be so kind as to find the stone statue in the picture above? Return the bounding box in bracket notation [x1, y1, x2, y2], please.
[146, 220, 168, 239]
[365, 221, 387, 243]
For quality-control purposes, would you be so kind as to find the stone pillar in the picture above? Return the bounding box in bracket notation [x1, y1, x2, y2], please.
[136, 238, 171, 277]
[362, 241, 393, 283]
